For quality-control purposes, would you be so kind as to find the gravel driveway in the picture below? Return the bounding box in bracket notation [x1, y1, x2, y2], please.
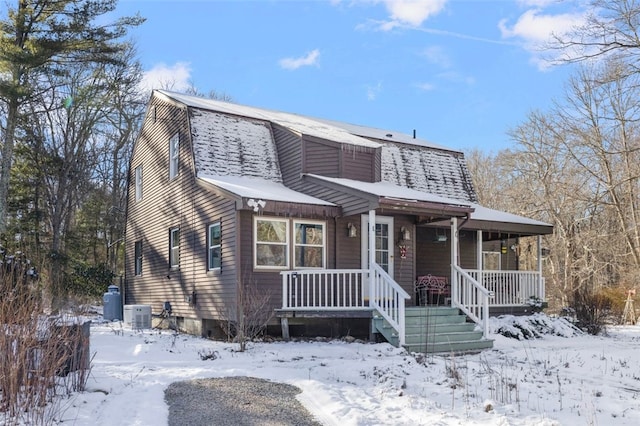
[165, 376, 323, 426]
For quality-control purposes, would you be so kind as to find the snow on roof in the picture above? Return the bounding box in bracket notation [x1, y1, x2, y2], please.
[191, 109, 283, 182]
[158, 90, 380, 149]
[307, 174, 471, 207]
[199, 174, 335, 206]
[308, 174, 551, 227]
[469, 203, 552, 227]
[313, 117, 455, 152]
[381, 142, 477, 203]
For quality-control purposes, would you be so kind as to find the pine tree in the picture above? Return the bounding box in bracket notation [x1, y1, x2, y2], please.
[0, 0, 144, 234]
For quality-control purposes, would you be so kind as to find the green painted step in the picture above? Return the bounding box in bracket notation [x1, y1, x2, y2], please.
[404, 338, 494, 354]
[405, 307, 461, 317]
[372, 307, 494, 354]
[405, 330, 484, 344]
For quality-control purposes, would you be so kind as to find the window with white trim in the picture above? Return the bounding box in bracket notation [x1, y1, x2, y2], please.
[169, 228, 180, 268]
[293, 221, 325, 268]
[134, 240, 142, 275]
[208, 222, 221, 271]
[135, 164, 143, 201]
[254, 218, 289, 268]
[169, 133, 179, 180]
[482, 251, 501, 270]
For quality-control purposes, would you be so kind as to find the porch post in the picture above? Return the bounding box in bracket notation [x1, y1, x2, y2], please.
[368, 209, 376, 301]
[450, 217, 458, 305]
[537, 234, 544, 301]
[537, 235, 542, 274]
[477, 229, 483, 287]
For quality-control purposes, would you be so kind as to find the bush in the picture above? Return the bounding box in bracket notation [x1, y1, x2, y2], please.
[0, 248, 90, 424]
[570, 287, 616, 335]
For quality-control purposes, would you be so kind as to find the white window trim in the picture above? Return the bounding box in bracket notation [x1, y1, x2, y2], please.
[169, 228, 180, 268]
[293, 219, 326, 269]
[208, 222, 221, 271]
[135, 165, 143, 202]
[254, 217, 290, 270]
[169, 133, 179, 180]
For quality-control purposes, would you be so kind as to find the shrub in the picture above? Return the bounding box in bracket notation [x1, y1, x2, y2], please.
[571, 287, 614, 335]
[0, 248, 90, 424]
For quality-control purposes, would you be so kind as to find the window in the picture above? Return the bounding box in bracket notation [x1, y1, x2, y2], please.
[135, 165, 143, 201]
[254, 218, 289, 268]
[169, 133, 179, 180]
[169, 228, 180, 268]
[134, 240, 142, 275]
[483, 251, 501, 270]
[294, 221, 325, 268]
[207, 222, 221, 271]
[253, 218, 326, 269]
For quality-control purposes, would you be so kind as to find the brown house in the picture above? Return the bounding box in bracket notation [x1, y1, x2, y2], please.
[124, 90, 553, 353]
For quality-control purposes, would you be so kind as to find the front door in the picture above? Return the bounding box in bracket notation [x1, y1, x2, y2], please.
[361, 215, 394, 278]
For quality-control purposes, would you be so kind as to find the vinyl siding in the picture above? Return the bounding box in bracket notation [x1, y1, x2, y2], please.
[125, 98, 240, 325]
[340, 145, 378, 182]
[272, 124, 302, 189]
[303, 138, 340, 177]
[238, 210, 337, 314]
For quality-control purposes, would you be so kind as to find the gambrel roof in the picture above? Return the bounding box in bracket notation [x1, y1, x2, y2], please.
[190, 109, 283, 183]
[381, 141, 476, 203]
[154, 90, 551, 234]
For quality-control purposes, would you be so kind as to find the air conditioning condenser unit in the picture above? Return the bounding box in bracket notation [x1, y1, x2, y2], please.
[123, 305, 152, 329]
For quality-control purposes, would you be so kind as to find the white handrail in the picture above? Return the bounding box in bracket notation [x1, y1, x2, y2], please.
[279, 266, 417, 347]
[452, 264, 492, 338]
[466, 270, 545, 306]
[370, 263, 411, 346]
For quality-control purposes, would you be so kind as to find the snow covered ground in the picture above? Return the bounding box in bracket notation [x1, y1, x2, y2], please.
[57, 314, 640, 425]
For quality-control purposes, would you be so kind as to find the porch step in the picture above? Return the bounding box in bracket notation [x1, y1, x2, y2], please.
[404, 338, 494, 354]
[373, 307, 493, 354]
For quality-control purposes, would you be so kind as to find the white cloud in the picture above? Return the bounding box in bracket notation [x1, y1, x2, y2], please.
[499, 7, 587, 69]
[366, 81, 383, 100]
[279, 49, 320, 70]
[140, 62, 192, 93]
[499, 9, 582, 43]
[353, 0, 448, 31]
[383, 0, 448, 27]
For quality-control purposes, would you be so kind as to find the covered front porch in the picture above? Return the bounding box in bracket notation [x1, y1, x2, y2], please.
[278, 210, 551, 351]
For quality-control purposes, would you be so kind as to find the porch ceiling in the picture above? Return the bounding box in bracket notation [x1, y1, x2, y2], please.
[378, 197, 472, 219]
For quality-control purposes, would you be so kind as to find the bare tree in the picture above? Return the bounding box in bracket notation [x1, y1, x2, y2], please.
[548, 0, 640, 72]
[18, 52, 143, 309]
[220, 277, 274, 352]
[504, 58, 640, 312]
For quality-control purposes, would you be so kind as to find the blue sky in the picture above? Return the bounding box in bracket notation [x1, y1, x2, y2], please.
[116, 0, 587, 152]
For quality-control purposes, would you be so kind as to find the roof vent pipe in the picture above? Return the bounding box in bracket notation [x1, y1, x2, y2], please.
[413, 129, 416, 139]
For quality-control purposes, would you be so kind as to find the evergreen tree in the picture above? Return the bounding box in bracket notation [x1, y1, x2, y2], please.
[0, 0, 143, 234]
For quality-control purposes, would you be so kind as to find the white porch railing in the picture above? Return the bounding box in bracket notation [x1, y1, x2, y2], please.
[466, 270, 545, 306]
[280, 265, 410, 345]
[452, 265, 491, 338]
[370, 264, 411, 346]
[281, 269, 369, 310]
